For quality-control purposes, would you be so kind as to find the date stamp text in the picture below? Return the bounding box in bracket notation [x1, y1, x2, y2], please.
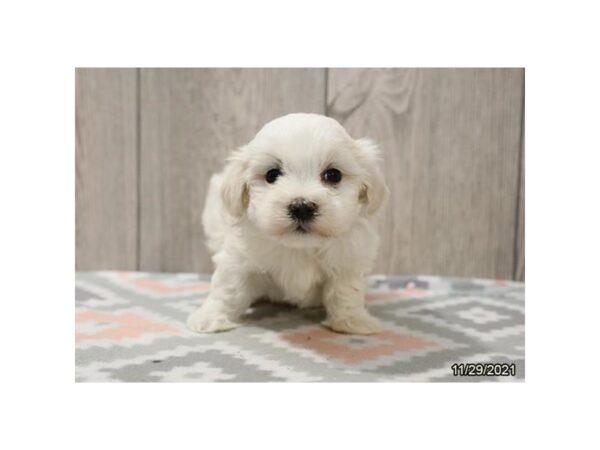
[451, 363, 516, 377]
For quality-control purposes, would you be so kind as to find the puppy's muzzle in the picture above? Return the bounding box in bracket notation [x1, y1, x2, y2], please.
[288, 198, 318, 223]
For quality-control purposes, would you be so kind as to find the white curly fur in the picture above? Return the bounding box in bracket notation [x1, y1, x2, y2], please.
[187, 113, 388, 334]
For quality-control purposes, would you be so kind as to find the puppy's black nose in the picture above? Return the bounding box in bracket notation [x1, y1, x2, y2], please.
[288, 199, 318, 222]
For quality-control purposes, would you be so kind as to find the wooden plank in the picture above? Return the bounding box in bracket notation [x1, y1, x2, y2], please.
[75, 68, 138, 270]
[514, 156, 525, 281]
[140, 68, 326, 272]
[515, 103, 525, 281]
[328, 68, 524, 279]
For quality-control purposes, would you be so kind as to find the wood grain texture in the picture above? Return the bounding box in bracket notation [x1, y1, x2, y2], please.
[75, 68, 138, 270]
[328, 68, 524, 279]
[76, 68, 525, 279]
[139, 68, 326, 272]
[514, 157, 525, 281]
[515, 122, 525, 280]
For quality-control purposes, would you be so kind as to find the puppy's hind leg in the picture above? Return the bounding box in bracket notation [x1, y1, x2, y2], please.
[187, 267, 264, 333]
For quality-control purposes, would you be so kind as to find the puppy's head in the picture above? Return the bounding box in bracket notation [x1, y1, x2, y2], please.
[220, 113, 388, 248]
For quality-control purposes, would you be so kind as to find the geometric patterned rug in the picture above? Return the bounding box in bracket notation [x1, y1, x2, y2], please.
[75, 271, 525, 382]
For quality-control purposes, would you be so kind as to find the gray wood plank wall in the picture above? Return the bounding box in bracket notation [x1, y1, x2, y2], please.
[75, 68, 138, 270]
[139, 69, 326, 272]
[75, 68, 525, 280]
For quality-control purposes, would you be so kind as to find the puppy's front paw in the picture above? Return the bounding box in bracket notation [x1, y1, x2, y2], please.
[323, 309, 383, 335]
[187, 307, 240, 333]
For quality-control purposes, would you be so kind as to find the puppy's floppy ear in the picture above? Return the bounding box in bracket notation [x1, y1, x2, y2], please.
[355, 138, 389, 216]
[220, 147, 249, 217]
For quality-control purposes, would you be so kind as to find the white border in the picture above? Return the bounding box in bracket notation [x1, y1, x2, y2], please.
[2, 1, 600, 449]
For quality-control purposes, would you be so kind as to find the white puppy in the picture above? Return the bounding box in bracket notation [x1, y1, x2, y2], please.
[187, 113, 388, 334]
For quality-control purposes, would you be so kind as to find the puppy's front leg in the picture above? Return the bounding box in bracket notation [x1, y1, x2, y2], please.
[187, 266, 260, 333]
[322, 274, 383, 335]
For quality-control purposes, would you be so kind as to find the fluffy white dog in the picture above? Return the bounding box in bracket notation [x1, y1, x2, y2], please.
[187, 113, 388, 334]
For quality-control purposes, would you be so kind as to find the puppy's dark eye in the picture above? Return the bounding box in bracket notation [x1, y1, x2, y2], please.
[265, 168, 282, 184]
[322, 168, 342, 184]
